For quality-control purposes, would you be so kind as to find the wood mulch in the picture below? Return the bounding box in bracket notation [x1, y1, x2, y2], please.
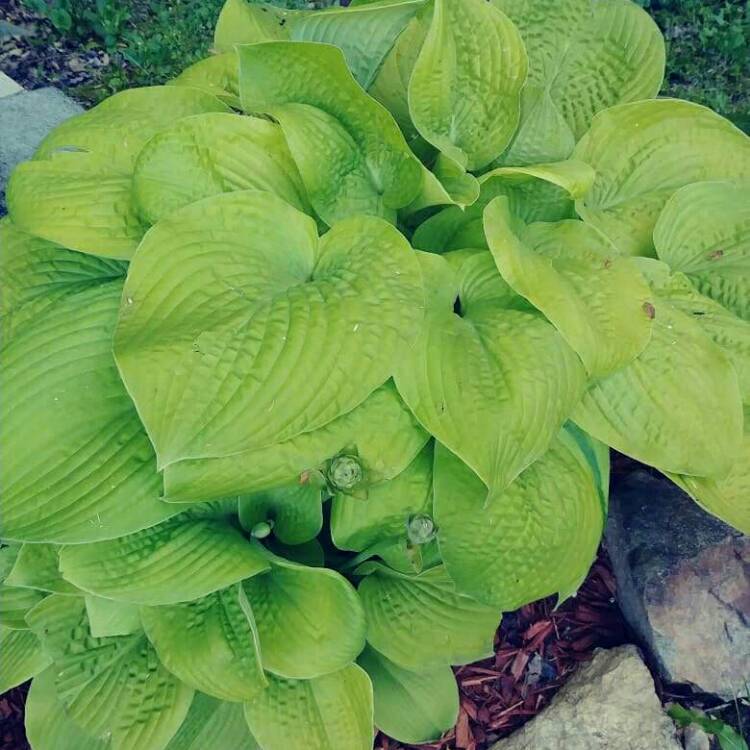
[377, 551, 628, 750]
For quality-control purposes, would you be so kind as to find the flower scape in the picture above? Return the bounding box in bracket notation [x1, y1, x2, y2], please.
[1, 0, 749, 748]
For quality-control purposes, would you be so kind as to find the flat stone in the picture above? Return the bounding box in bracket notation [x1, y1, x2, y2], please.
[0, 87, 82, 211]
[490, 645, 681, 750]
[0, 72, 23, 98]
[606, 469, 749, 699]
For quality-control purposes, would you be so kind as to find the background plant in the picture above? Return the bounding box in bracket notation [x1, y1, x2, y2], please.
[1, 0, 749, 748]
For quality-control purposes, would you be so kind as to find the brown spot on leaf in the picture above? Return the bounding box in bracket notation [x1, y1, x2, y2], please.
[603, 258, 613, 269]
[642, 301, 656, 319]
[708, 249, 724, 260]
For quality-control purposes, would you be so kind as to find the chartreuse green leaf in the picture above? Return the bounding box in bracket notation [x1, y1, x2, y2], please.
[0, 218, 125, 344]
[245, 664, 373, 750]
[434, 430, 606, 610]
[572, 270, 744, 478]
[484, 196, 653, 377]
[133, 113, 311, 226]
[7, 87, 228, 257]
[653, 273, 750, 400]
[667, 406, 750, 535]
[358, 563, 499, 670]
[288, 0, 425, 89]
[214, 0, 297, 51]
[115, 191, 423, 468]
[244, 665, 374, 750]
[6, 544, 78, 595]
[494, 0, 664, 165]
[25, 669, 109, 750]
[59, 515, 269, 606]
[0, 281, 177, 544]
[7, 152, 146, 259]
[164, 381, 428, 501]
[239, 484, 323, 545]
[0, 627, 51, 693]
[394, 250, 586, 493]
[575, 100, 750, 257]
[411, 159, 594, 253]
[243, 554, 366, 679]
[408, 0, 526, 171]
[331, 443, 433, 552]
[141, 584, 267, 701]
[170, 52, 240, 107]
[165, 693, 259, 750]
[653, 181, 750, 322]
[358, 645, 458, 744]
[27, 595, 193, 750]
[85, 596, 142, 638]
[368, 13, 429, 152]
[237, 42, 422, 224]
[34, 86, 229, 170]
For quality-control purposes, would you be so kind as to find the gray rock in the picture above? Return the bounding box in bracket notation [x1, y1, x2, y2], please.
[490, 645, 681, 750]
[0, 86, 82, 211]
[606, 469, 749, 700]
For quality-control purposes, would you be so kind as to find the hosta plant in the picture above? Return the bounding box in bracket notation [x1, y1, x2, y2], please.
[1, 0, 749, 747]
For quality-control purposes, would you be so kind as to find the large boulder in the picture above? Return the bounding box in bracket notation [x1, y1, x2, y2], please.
[490, 645, 681, 750]
[606, 468, 749, 699]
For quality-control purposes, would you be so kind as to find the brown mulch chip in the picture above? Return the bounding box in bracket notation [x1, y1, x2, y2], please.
[377, 552, 629, 750]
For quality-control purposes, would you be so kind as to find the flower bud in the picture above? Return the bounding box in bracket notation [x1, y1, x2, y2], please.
[251, 520, 274, 539]
[407, 514, 437, 545]
[328, 455, 363, 490]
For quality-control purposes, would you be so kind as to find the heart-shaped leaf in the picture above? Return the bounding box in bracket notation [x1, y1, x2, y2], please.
[408, 0, 527, 170]
[357, 563, 499, 670]
[115, 190, 424, 468]
[433, 428, 607, 610]
[653, 181, 750, 322]
[244, 666, 374, 750]
[237, 42, 422, 224]
[132, 112, 311, 225]
[394, 251, 586, 493]
[357, 645, 458, 745]
[484, 196, 654, 377]
[141, 584, 267, 701]
[575, 99, 750, 256]
[495, 0, 664, 165]
[244, 554, 366, 679]
[572, 266, 744, 477]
